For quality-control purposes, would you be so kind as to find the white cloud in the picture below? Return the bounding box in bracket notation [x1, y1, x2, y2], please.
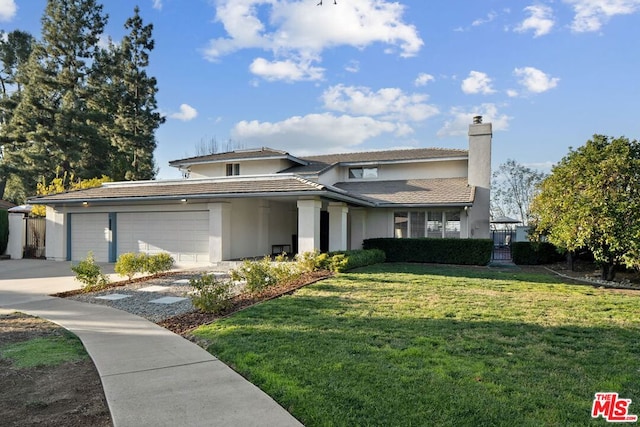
[249, 57, 324, 82]
[506, 89, 519, 97]
[345, 60, 360, 73]
[414, 73, 435, 87]
[170, 104, 198, 121]
[321, 84, 439, 122]
[461, 71, 496, 95]
[231, 113, 409, 155]
[514, 67, 559, 93]
[438, 104, 511, 137]
[0, 0, 17, 22]
[472, 11, 498, 26]
[203, 0, 423, 81]
[564, 0, 640, 32]
[515, 4, 555, 37]
[152, 0, 162, 10]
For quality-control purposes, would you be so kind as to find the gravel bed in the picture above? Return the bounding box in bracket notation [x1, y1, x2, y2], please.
[68, 271, 242, 323]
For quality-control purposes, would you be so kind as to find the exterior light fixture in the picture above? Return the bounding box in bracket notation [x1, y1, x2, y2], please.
[82, 201, 88, 206]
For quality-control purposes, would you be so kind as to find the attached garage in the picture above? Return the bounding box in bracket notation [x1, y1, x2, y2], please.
[117, 211, 210, 264]
[70, 213, 110, 262]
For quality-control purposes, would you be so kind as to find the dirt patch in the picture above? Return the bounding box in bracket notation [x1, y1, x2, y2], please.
[0, 313, 112, 427]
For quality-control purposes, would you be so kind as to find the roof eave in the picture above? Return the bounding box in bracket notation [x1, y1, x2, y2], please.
[28, 189, 376, 208]
[375, 202, 474, 208]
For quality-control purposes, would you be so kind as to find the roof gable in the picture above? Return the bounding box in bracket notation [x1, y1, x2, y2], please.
[284, 147, 468, 175]
[169, 147, 308, 168]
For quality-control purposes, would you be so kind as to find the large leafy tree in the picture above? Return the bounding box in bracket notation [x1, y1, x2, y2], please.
[531, 135, 640, 280]
[491, 159, 546, 225]
[89, 6, 164, 181]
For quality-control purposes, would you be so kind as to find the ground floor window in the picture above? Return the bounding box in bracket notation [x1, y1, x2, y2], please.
[394, 210, 461, 238]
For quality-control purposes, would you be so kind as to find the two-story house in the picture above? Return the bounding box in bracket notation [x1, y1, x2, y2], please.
[31, 118, 492, 265]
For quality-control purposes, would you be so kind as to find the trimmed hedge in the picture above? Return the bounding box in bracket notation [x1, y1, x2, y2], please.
[512, 242, 565, 265]
[0, 210, 8, 255]
[363, 238, 493, 265]
[328, 249, 386, 272]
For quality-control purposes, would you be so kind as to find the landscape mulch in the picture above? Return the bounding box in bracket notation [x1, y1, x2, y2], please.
[158, 270, 333, 335]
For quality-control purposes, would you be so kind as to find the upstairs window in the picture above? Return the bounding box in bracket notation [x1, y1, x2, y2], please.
[226, 163, 240, 176]
[349, 167, 378, 179]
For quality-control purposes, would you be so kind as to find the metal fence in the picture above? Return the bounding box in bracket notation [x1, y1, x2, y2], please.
[491, 229, 514, 261]
[24, 217, 46, 259]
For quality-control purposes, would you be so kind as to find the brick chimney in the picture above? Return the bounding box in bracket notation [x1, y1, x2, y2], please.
[467, 116, 492, 238]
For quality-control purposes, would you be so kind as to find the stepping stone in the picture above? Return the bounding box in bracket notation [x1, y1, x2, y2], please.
[173, 279, 190, 285]
[137, 285, 170, 293]
[95, 294, 131, 301]
[149, 296, 188, 304]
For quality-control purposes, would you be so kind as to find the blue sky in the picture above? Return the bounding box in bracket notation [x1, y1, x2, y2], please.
[1, 0, 638, 179]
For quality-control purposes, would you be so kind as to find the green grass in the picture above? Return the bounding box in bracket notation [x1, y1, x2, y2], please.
[0, 333, 88, 368]
[192, 263, 640, 426]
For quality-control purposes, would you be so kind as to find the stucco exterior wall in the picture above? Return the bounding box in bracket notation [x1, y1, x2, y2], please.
[187, 159, 292, 179]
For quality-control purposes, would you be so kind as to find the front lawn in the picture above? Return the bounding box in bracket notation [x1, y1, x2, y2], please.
[191, 264, 640, 426]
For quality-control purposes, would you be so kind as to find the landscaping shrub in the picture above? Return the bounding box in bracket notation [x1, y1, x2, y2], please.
[145, 252, 175, 274]
[115, 252, 143, 279]
[327, 249, 386, 272]
[189, 274, 233, 314]
[0, 210, 8, 255]
[512, 242, 565, 265]
[115, 252, 174, 279]
[230, 256, 280, 294]
[363, 238, 493, 265]
[71, 252, 110, 289]
[295, 250, 330, 273]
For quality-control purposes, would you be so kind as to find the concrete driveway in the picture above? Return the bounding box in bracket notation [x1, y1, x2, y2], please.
[0, 259, 304, 426]
[0, 259, 116, 309]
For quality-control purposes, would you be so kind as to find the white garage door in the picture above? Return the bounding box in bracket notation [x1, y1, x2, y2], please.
[71, 213, 110, 262]
[117, 211, 210, 264]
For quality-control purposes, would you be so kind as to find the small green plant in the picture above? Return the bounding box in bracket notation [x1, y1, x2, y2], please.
[71, 251, 110, 288]
[230, 256, 278, 294]
[146, 252, 175, 274]
[115, 252, 174, 279]
[189, 274, 233, 314]
[115, 252, 142, 280]
[295, 250, 330, 273]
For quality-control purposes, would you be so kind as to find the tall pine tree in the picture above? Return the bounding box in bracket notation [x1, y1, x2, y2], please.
[1, 0, 109, 199]
[0, 30, 34, 201]
[89, 6, 164, 181]
[0, 1, 165, 202]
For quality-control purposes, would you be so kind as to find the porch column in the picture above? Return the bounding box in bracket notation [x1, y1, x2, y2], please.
[297, 199, 321, 254]
[208, 202, 231, 262]
[257, 201, 270, 256]
[349, 208, 367, 250]
[45, 206, 67, 261]
[328, 202, 348, 252]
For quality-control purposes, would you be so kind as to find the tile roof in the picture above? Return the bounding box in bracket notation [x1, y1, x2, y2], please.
[29, 176, 329, 204]
[169, 147, 306, 167]
[333, 178, 475, 206]
[285, 148, 468, 175]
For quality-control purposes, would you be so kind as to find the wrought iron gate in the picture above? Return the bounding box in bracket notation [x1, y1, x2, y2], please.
[491, 229, 514, 261]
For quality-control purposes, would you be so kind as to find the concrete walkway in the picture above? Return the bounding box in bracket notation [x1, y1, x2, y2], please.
[0, 260, 302, 427]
